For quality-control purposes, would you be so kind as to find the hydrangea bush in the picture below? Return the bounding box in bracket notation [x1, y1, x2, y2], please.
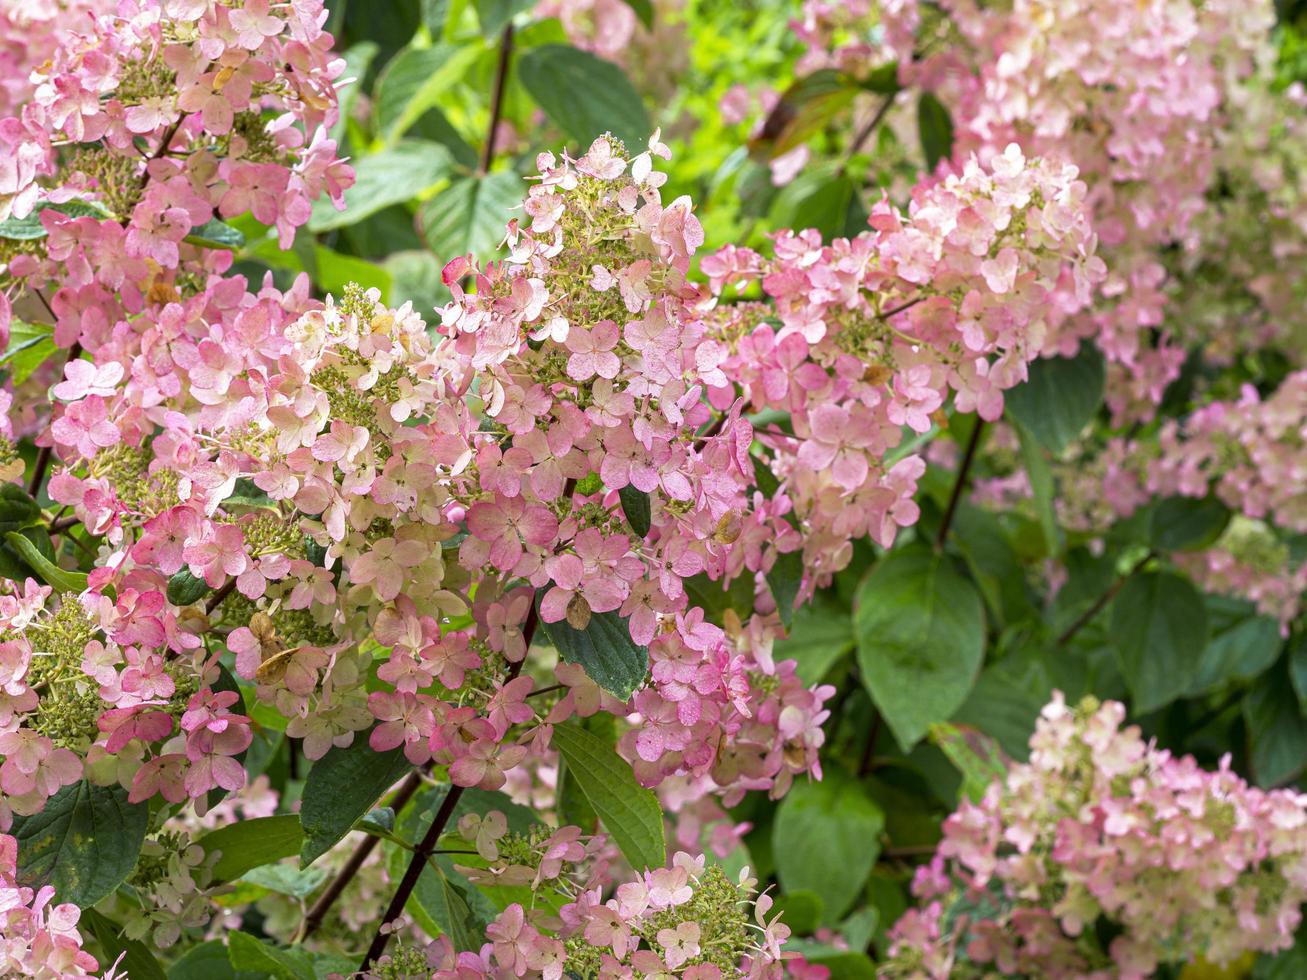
[0, 0, 1304, 978]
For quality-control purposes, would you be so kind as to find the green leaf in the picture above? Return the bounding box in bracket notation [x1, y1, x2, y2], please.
[1148, 495, 1231, 553]
[82, 908, 167, 980]
[537, 604, 648, 699]
[551, 723, 665, 871]
[299, 734, 413, 867]
[184, 218, 245, 250]
[766, 548, 805, 628]
[0, 200, 110, 240]
[1188, 613, 1282, 696]
[1291, 633, 1307, 715]
[166, 938, 241, 980]
[769, 164, 855, 241]
[518, 44, 652, 150]
[418, 171, 522, 262]
[1243, 660, 1307, 786]
[240, 863, 329, 899]
[473, 0, 534, 35]
[929, 722, 1008, 803]
[198, 815, 305, 884]
[1013, 420, 1060, 556]
[10, 780, 148, 907]
[436, 864, 481, 951]
[684, 571, 755, 627]
[2, 319, 57, 384]
[167, 568, 211, 606]
[227, 932, 315, 980]
[760, 71, 858, 159]
[374, 44, 484, 144]
[773, 767, 884, 922]
[617, 484, 652, 538]
[313, 246, 394, 300]
[916, 92, 954, 171]
[384, 249, 450, 315]
[768, 890, 824, 935]
[0, 483, 43, 532]
[330, 42, 380, 143]
[5, 530, 88, 593]
[1110, 571, 1208, 713]
[854, 544, 985, 750]
[620, 0, 654, 28]
[1004, 343, 1105, 453]
[773, 597, 854, 685]
[308, 141, 452, 232]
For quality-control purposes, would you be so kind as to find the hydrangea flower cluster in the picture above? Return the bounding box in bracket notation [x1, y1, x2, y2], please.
[794, 0, 1307, 419]
[877, 0, 1276, 416]
[370, 850, 788, 980]
[0, 832, 113, 979]
[0, 0, 354, 824]
[698, 144, 1102, 577]
[1043, 372, 1307, 626]
[882, 693, 1307, 979]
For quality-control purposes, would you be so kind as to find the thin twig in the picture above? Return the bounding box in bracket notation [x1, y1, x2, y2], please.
[478, 25, 515, 176]
[359, 561, 543, 969]
[301, 768, 428, 939]
[204, 577, 238, 615]
[838, 92, 896, 178]
[935, 420, 985, 551]
[1055, 550, 1155, 647]
[878, 295, 924, 322]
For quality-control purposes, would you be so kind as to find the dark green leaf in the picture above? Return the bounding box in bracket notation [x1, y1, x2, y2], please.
[11, 780, 148, 907]
[418, 172, 522, 262]
[1188, 613, 1282, 696]
[82, 908, 167, 980]
[768, 890, 824, 935]
[167, 568, 211, 606]
[518, 44, 652, 150]
[916, 92, 954, 171]
[1149, 495, 1231, 553]
[770, 164, 854, 240]
[773, 767, 884, 921]
[473, 0, 534, 35]
[227, 932, 315, 980]
[167, 938, 243, 980]
[1244, 660, 1307, 786]
[551, 723, 665, 871]
[184, 218, 245, 250]
[854, 544, 985, 749]
[198, 815, 305, 884]
[773, 597, 854, 685]
[436, 864, 481, 951]
[300, 734, 413, 867]
[621, 0, 654, 28]
[1110, 571, 1207, 713]
[0, 483, 42, 532]
[537, 604, 648, 699]
[5, 531, 88, 593]
[1004, 343, 1105, 454]
[309, 141, 452, 232]
[374, 45, 483, 143]
[618, 485, 652, 538]
[684, 571, 755, 626]
[766, 548, 804, 628]
[1291, 633, 1307, 715]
